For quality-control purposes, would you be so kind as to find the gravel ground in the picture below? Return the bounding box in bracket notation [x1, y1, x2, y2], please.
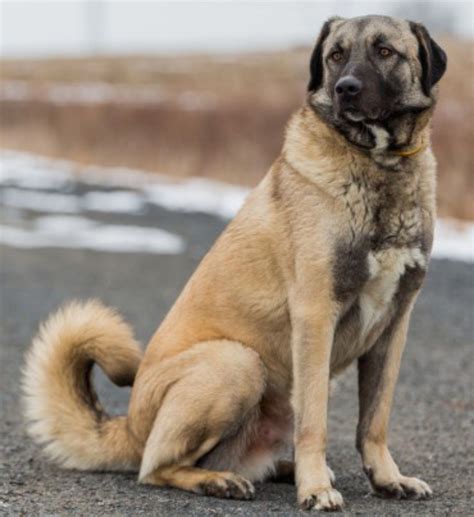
[1, 195, 473, 516]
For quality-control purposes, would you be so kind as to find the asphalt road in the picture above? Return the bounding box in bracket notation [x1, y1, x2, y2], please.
[1, 182, 473, 516]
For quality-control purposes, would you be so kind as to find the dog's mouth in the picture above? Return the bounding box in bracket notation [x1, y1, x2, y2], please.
[340, 107, 390, 123]
[342, 108, 366, 122]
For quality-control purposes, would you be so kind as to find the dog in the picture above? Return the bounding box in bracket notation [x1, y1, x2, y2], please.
[23, 15, 446, 511]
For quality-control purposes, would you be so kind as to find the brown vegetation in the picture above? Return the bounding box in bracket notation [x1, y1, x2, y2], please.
[0, 38, 472, 219]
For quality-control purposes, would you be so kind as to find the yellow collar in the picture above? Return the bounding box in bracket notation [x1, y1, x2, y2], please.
[392, 139, 427, 158]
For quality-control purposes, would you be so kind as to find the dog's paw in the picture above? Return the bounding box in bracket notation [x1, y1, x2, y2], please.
[299, 487, 344, 512]
[199, 472, 255, 500]
[397, 476, 433, 500]
[365, 467, 432, 500]
[371, 477, 432, 500]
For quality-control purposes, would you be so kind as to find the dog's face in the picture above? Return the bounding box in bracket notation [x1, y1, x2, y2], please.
[308, 15, 447, 150]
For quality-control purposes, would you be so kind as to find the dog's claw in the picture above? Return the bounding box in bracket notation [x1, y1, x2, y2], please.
[199, 473, 255, 500]
[299, 488, 344, 512]
[370, 475, 432, 501]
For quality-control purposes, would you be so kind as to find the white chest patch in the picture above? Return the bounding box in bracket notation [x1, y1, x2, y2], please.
[367, 124, 390, 151]
[359, 247, 426, 340]
[366, 124, 402, 168]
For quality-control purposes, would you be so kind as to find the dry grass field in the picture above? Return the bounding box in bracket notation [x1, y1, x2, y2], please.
[1, 38, 472, 219]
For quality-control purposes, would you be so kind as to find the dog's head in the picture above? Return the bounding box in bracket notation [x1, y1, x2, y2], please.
[307, 15, 447, 152]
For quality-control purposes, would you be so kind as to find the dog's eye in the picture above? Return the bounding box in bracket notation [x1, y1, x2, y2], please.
[330, 51, 343, 62]
[379, 47, 393, 58]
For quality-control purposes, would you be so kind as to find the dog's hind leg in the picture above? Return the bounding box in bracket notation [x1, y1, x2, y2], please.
[144, 466, 256, 500]
[135, 340, 267, 499]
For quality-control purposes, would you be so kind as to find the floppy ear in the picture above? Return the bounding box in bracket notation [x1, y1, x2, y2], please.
[308, 18, 339, 92]
[409, 22, 447, 96]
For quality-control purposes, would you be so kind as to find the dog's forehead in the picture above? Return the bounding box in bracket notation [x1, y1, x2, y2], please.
[326, 15, 417, 52]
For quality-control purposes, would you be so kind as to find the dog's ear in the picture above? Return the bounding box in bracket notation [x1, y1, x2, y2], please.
[308, 17, 341, 92]
[409, 21, 447, 96]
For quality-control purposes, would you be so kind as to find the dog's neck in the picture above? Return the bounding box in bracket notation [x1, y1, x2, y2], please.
[305, 98, 434, 171]
[364, 119, 430, 169]
[283, 105, 434, 186]
[365, 107, 434, 169]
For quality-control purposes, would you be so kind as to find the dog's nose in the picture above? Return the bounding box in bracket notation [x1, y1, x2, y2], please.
[335, 76, 362, 97]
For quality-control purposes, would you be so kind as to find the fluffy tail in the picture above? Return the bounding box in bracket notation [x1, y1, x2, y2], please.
[22, 299, 143, 471]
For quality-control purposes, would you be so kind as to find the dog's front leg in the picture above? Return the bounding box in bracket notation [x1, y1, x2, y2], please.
[357, 298, 432, 500]
[291, 293, 343, 511]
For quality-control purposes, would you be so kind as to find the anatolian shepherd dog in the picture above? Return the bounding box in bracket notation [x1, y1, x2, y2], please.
[23, 15, 447, 511]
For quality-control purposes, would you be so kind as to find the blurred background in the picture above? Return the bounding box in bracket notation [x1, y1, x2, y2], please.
[2, 5, 473, 514]
[0, 0, 473, 219]
[0, 7, 474, 516]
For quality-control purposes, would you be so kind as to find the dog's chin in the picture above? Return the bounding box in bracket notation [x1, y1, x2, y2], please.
[342, 109, 366, 122]
[338, 107, 390, 124]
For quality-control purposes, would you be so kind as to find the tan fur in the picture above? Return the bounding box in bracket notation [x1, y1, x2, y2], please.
[23, 15, 443, 511]
[23, 300, 143, 470]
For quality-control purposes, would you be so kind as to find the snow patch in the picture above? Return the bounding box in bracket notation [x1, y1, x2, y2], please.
[1, 188, 146, 214]
[0, 80, 217, 110]
[0, 216, 185, 254]
[145, 178, 248, 219]
[1, 150, 473, 261]
[0, 151, 73, 190]
[432, 219, 474, 263]
[0, 149, 249, 218]
[83, 191, 145, 213]
[2, 188, 81, 213]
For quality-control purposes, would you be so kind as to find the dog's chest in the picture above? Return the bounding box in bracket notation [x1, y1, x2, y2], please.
[358, 246, 425, 337]
[331, 172, 427, 369]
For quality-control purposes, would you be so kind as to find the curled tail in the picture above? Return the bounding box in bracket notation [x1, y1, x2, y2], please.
[22, 299, 143, 471]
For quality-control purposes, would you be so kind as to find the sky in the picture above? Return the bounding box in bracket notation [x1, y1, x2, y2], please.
[0, 1, 473, 57]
